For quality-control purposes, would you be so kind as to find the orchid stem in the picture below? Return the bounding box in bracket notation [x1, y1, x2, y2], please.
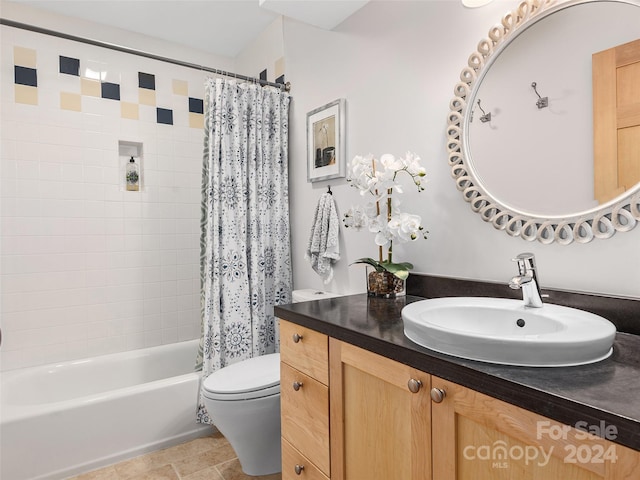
[371, 157, 384, 264]
[386, 189, 392, 263]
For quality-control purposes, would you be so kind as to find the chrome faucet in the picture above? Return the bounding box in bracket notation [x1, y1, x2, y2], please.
[509, 253, 543, 308]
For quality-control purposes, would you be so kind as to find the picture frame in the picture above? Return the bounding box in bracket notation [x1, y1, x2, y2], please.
[306, 98, 346, 183]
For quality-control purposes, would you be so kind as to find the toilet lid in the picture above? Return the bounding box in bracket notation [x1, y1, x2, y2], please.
[202, 353, 280, 400]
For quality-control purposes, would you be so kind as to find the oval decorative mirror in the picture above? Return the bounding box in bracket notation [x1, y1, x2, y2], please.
[447, 0, 640, 244]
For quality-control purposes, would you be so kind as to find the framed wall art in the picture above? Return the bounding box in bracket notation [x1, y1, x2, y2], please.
[307, 98, 346, 182]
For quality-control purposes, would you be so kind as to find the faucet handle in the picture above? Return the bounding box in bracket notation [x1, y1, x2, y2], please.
[512, 252, 536, 275]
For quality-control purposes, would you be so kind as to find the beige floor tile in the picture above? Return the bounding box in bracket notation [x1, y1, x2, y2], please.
[182, 465, 225, 480]
[126, 464, 178, 480]
[114, 450, 168, 479]
[215, 458, 282, 480]
[146, 443, 194, 467]
[67, 465, 121, 480]
[169, 431, 226, 460]
[172, 443, 237, 477]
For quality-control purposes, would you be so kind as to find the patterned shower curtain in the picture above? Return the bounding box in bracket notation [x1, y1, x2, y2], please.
[196, 78, 292, 424]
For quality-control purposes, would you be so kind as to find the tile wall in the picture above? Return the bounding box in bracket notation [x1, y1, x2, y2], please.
[0, 24, 283, 370]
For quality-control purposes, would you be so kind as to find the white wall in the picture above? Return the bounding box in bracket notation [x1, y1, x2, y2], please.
[285, 0, 640, 299]
[235, 16, 286, 84]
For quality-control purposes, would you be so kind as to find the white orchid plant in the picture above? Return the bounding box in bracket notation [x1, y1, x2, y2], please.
[343, 152, 428, 280]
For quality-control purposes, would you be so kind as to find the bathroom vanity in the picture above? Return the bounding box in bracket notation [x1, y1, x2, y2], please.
[275, 286, 640, 480]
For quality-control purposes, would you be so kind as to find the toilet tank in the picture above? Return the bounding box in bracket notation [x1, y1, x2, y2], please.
[292, 289, 343, 303]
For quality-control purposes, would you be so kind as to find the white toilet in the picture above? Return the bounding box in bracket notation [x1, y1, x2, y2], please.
[201, 289, 340, 476]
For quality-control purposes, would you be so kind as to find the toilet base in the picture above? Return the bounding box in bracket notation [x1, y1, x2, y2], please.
[204, 393, 282, 476]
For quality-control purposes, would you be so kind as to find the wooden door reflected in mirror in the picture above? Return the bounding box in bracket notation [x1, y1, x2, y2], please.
[593, 38, 640, 204]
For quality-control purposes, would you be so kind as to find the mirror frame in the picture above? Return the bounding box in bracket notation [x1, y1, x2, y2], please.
[447, 0, 640, 244]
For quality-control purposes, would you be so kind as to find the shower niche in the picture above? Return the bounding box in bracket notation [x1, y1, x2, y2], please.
[118, 140, 143, 191]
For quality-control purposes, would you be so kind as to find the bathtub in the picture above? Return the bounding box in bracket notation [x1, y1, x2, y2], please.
[0, 340, 211, 480]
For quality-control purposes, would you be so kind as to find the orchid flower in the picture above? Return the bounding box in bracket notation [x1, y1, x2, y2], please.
[344, 152, 428, 279]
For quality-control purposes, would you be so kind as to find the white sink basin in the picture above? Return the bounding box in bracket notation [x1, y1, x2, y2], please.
[402, 297, 616, 367]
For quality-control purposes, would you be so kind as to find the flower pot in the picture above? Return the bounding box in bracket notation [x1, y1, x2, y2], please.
[367, 270, 406, 298]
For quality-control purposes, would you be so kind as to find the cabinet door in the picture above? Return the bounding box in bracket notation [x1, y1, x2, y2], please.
[280, 319, 329, 385]
[282, 438, 330, 480]
[281, 362, 330, 476]
[329, 339, 432, 480]
[431, 376, 640, 480]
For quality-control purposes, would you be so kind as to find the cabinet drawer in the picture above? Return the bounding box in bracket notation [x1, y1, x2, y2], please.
[281, 362, 330, 476]
[282, 438, 330, 480]
[280, 319, 329, 385]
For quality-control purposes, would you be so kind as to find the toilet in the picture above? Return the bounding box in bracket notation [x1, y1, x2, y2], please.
[201, 289, 341, 476]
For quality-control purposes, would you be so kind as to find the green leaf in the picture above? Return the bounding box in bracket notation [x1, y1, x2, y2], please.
[379, 261, 413, 280]
[350, 258, 414, 279]
[350, 257, 385, 272]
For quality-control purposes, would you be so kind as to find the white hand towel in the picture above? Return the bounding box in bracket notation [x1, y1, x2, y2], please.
[305, 192, 340, 284]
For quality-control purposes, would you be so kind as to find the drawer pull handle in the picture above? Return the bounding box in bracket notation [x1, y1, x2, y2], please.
[430, 387, 446, 403]
[407, 378, 422, 393]
[292, 333, 303, 343]
[294, 464, 305, 475]
[293, 381, 303, 391]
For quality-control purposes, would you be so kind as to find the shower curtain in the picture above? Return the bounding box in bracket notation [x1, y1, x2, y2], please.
[196, 78, 292, 424]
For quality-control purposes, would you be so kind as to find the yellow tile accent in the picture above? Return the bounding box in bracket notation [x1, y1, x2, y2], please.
[121, 102, 139, 120]
[189, 112, 204, 129]
[14, 46, 37, 68]
[275, 57, 285, 79]
[138, 88, 156, 106]
[81, 78, 101, 97]
[60, 92, 82, 111]
[173, 79, 188, 96]
[15, 85, 38, 105]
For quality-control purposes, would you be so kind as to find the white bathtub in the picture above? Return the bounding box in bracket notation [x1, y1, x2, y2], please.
[0, 340, 211, 480]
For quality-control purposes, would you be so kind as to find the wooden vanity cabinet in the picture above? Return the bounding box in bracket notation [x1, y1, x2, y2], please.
[431, 376, 640, 480]
[280, 320, 330, 480]
[279, 320, 639, 480]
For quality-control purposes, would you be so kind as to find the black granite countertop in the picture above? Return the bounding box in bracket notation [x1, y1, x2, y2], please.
[274, 293, 640, 452]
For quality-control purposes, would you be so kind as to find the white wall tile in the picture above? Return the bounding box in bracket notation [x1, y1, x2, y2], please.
[1, 28, 209, 370]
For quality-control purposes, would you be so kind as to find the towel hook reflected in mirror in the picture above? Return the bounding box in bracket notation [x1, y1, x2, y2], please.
[531, 82, 548, 109]
[476, 99, 492, 122]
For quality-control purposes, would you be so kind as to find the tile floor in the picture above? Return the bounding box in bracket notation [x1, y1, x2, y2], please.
[67, 432, 282, 480]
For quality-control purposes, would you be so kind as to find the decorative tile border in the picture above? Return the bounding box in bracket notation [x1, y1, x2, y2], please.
[12, 47, 205, 128]
[10, 45, 285, 125]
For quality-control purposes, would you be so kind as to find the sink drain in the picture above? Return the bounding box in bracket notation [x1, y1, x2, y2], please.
[516, 318, 526, 327]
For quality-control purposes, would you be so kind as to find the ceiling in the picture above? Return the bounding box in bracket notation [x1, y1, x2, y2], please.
[11, 0, 370, 57]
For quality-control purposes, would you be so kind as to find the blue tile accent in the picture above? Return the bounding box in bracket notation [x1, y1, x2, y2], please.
[59, 56, 80, 76]
[259, 69, 267, 81]
[189, 98, 203, 114]
[138, 72, 155, 90]
[275, 74, 285, 85]
[14, 66, 37, 87]
[157, 108, 173, 125]
[101, 82, 120, 100]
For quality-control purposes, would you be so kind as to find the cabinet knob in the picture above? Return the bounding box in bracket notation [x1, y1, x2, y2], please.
[294, 464, 305, 475]
[430, 387, 446, 403]
[407, 378, 422, 393]
[292, 333, 303, 343]
[292, 381, 303, 391]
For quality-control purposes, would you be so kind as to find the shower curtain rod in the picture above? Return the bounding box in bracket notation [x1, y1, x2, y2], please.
[1, 18, 291, 91]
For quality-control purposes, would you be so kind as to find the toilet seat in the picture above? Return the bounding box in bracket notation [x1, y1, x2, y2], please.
[202, 353, 280, 401]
